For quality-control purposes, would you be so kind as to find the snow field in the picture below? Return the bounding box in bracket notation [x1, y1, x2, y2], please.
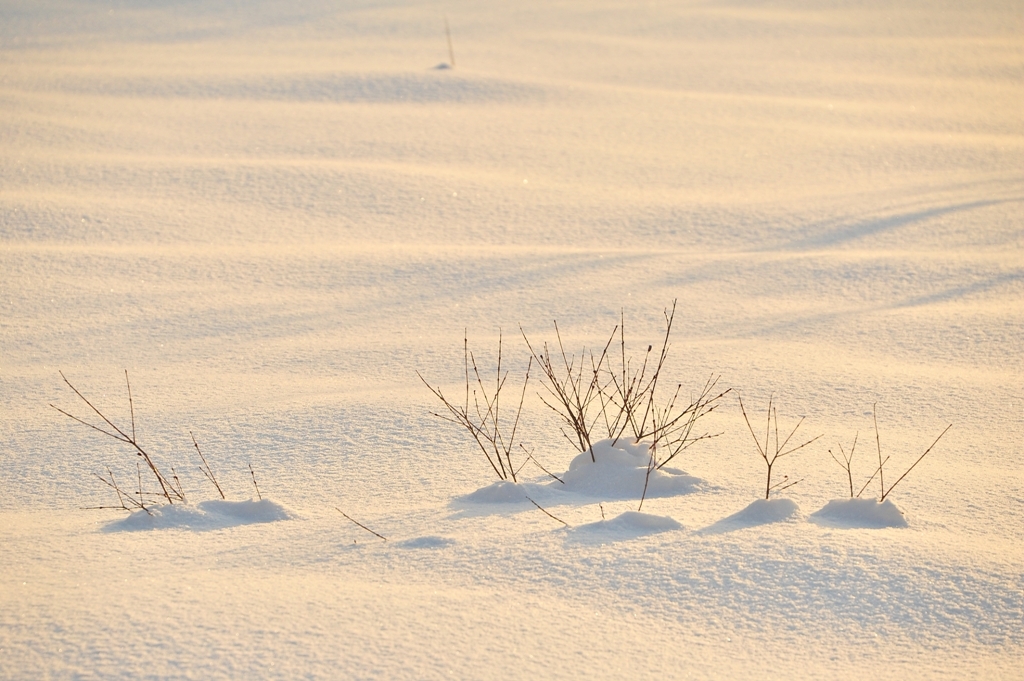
[2, 0, 1023, 678]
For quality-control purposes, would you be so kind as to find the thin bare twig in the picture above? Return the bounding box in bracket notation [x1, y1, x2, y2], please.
[739, 393, 820, 499]
[335, 508, 387, 541]
[444, 15, 455, 68]
[52, 371, 179, 505]
[881, 424, 952, 501]
[828, 433, 858, 498]
[524, 494, 568, 526]
[191, 431, 226, 500]
[248, 463, 262, 501]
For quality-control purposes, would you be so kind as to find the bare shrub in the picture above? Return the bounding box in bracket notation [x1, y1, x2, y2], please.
[738, 394, 821, 499]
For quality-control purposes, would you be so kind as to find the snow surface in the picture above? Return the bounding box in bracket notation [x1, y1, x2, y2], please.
[701, 497, 802, 535]
[2, 0, 1023, 679]
[569, 511, 683, 542]
[559, 438, 705, 499]
[810, 497, 909, 529]
[104, 498, 293, 533]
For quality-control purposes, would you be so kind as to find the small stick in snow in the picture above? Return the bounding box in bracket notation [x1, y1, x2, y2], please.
[444, 15, 456, 68]
[521, 444, 564, 484]
[191, 431, 225, 500]
[248, 463, 262, 500]
[335, 508, 387, 541]
[524, 494, 568, 527]
[880, 424, 952, 501]
[828, 433, 858, 498]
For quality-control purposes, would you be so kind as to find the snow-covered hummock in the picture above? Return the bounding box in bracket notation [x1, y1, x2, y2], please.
[570, 510, 682, 541]
[809, 498, 909, 529]
[457, 439, 703, 504]
[702, 498, 801, 534]
[559, 438, 703, 499]
[105, 499, 293, 532]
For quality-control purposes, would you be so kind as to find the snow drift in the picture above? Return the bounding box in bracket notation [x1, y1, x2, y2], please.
[103, 499, 293, 532]
[809, 498, 909, 529]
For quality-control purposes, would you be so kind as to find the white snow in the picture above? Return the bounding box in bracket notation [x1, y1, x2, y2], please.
[103, 498, 293, 532]
[559, 439, 705, 499]
[810, 498, 909, 529]
[570, 510, 683, 540]
[2, 0, 1023, 678]
[701, 498, 801, 534]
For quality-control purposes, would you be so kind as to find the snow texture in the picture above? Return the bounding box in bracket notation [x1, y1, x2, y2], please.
[570, 511, 682, 541]
[701, 498, 801, 534]
[810, 498, 909, 529]
[559, 439, 704, 499]
[103, 499, 293, 532]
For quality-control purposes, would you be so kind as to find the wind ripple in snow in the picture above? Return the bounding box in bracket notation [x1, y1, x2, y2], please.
[43, 73, 545, 104]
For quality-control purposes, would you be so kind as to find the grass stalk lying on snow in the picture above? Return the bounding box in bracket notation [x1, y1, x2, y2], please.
[335, 508, 387, 541]
[524, 494, 568, 527]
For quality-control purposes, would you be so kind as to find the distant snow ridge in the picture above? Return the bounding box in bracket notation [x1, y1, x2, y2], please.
[47, 74, 543, 104]
[103, 499, 292, 533]
[558, 439, 704, 499]
[809, 498, 909, 528]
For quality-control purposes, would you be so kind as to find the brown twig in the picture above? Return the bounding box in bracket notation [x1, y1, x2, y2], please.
[739, 393, 821, 499]
[524, 494, 568, 526]
[828, 433, 858, 498]
[248, 463, 262, 500]
[51, 371, 179, 505]
[444, 15, 455, 68]
[335, 507, 387, 541]
[880, 423, 952, 501]
[191, 431, 226, 500]
[520, 444, 564, 484]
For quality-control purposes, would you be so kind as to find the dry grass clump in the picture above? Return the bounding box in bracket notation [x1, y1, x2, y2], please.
[52, 371, 263, 512]
[421, 302, 729, 485]
[418, 332, 533, 482]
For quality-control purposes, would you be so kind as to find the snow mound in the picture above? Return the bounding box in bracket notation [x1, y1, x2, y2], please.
[558, 439, 703, 499]
[570, 511, 682, 541]
[457, 480, 537, 504]
[809, 498, 909, 529]
[701, 498, 800, 534]
[396, 536, 455, 549]
[103, 499, 293, 533]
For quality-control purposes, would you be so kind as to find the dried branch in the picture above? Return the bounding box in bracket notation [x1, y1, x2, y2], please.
[336, 508, 387, 541]
[739, 393, 821, 499]
[248, 463, 262, 501]
[191, 431, 226, 500]
[524, 494, 568, 526]
[52, 370, 181, 506]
